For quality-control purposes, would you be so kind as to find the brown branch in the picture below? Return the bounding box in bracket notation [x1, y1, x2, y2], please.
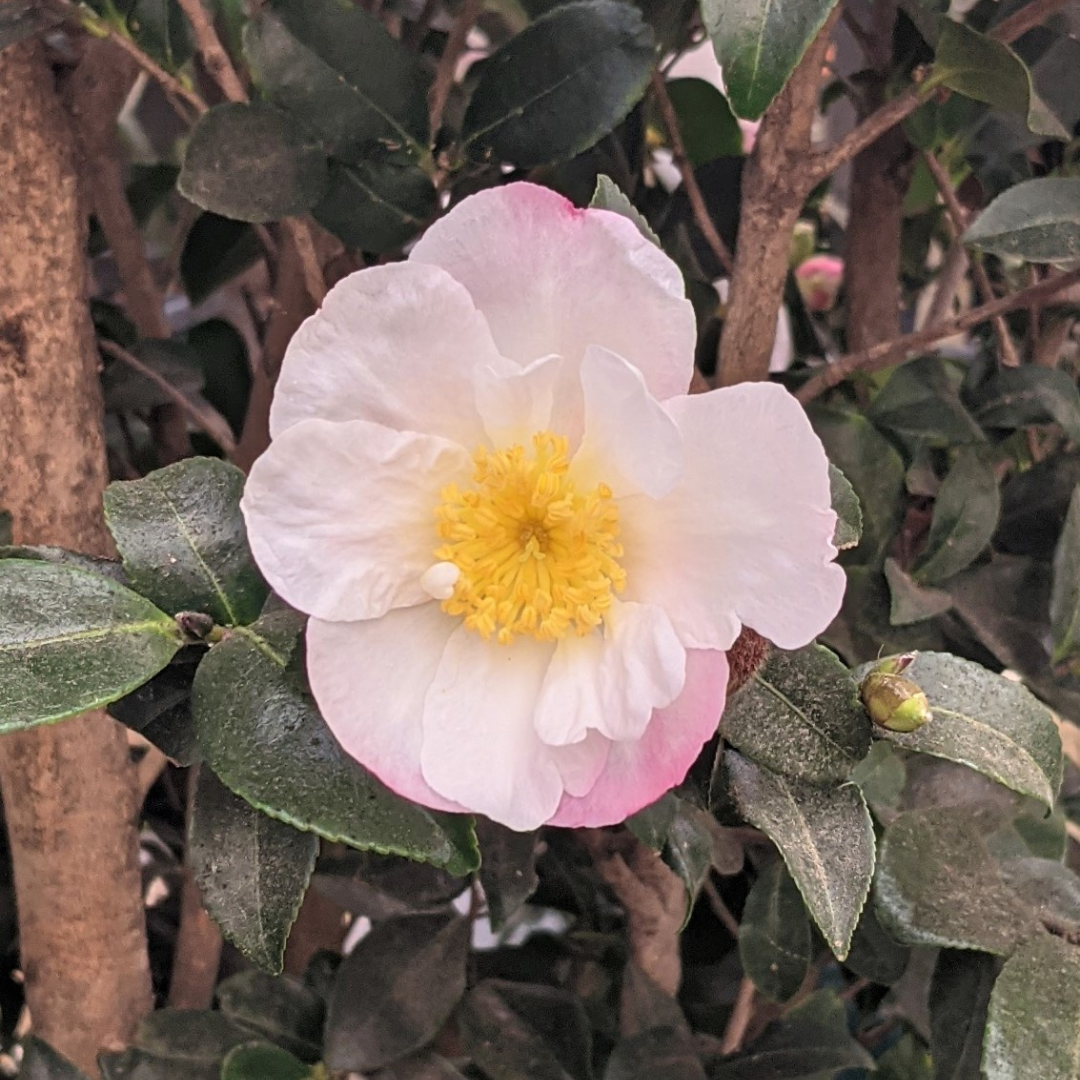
[720, 976, 757, 1054]
[990, 0, 1074, 42]
[922, 236, 970, 329]
[703, 877, 741, 939]
[429, 0, 484, 135]
[651, 70, 733, 274]
[796, 266, 1080, 403]
[174, 0, 247, 103]
[99, 337, 238, 454]
[922, 150, 1019, 366]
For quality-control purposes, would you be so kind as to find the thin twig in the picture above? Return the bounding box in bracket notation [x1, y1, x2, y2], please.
[429, 0, 484, 135]
[98, 337, 238, 454]
[651, 70, 733, 275]
[796, 266, 1080, 403]
[922, 150, 1020, 366]
[174, 0, 247, 102]
[703, 877, 740, 939]
[280, 219, 328, 307]
[990, 0, 1073, 42]
[720, 976, 756, 1055]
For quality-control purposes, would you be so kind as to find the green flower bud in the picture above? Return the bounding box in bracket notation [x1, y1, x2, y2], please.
[860, 672, 932, 732]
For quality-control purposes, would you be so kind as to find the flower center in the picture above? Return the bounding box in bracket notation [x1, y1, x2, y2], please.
[433, 431, 626, 645]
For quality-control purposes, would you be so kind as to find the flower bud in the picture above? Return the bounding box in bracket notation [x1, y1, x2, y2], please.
[789, 221, 817, 269]
[795, 254, 844, 313]
[860, 671, 932, 732]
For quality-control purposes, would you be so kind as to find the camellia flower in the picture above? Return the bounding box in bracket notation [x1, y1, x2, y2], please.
[241, 183, 845, 832]
[795, 254, 845, 314]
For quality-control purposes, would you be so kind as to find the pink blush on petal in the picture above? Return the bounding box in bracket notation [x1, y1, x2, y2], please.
[546, 648, 730, 828]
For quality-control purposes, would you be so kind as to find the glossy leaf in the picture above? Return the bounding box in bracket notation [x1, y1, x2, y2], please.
[192, 611, 480, 874]
[913, 448, 1000, 585]
[0, 560, 181, 731]
[476, 818, 539, 931]
[663, 78, 744, 164]
[109, 653, 201, 766]
[19, 1037, 91, 1080]
[829, 464, 862, 550]
[243, 0, 431, 158]
[180, 214, 262, 305]
[843, 904, 910, 985]
[965, 176, 1080, 264]
[738, 859, 811, 1002]
[721, 645, 872, 785]
[966, 366, 1080, 444]
[590, 175, 660, 245]
[701, 0, 839, 119]
[983, 932, 1080, 1080]
[463, 0, 655, 167]
[860, 651, 1063, 810]
[104, 457, 267, 627]
[884, 558, 952, 626]
[220, 1044, 310, 1080]
[1051, 485, 1080, 663]
[725, 751, 874, 959]
[325, 912, 469, 1072]
[458, 980, 592, 1080]
[216, 971, 324, 1062]
[874, 808, 1033, 953]
[312, 157, 436, 253]
[930, 950, 997, 1080]
[178, 103, 327, 223]
[933, 20, 1067, 139]
[189, 767, 317, 974]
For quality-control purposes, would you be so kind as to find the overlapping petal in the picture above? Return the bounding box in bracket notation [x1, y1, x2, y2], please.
[243, 418, 471, 622]
[410, 184, 697, 410]
[270, 261, 498, 447]
[619, 382, 846, 651]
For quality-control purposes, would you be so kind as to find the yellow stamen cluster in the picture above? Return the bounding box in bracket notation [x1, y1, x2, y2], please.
[434, 431, 626, 645]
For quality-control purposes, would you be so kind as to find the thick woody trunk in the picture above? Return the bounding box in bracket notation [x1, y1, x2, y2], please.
[0, 37, 152, 1074]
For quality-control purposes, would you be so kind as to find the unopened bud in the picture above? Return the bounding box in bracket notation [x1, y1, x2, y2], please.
[795, 254, 844, 313]
[860, 671, 932, 732]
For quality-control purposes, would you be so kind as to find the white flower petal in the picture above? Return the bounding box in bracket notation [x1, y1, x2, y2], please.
[242, 418, 471, 622]
[549, 648, 730, 828]
[573, 346, 683, 499]
[534, 600, 686, 746]
[420, 627, 564, 831]
[306, 606, 465, 814]
[270, 261, 499, 446]
[410, 184, 696, 413]
[553, 730, 610, 797]
[474, 354, 559, 447]
[620, 383, 846, 650]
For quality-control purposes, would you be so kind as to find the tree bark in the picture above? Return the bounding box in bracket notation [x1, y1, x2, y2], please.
[0, 37, 152, 1074]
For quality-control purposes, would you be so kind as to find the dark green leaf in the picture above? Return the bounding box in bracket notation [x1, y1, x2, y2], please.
[966, 367, 1080, 443]
[590, 175, 660, 245]
[180, 214, 262, 305]
[187, 320, 252, 438]
[626, 792, 679, 849]
[0, 510, 10, 546]
[913, 448, 1000, 585]
[1051, 485, 1080, 663]
[708, 991, 874, 1079]
[325, 912, 469, 1072]
[811, 406, 905, 566]
[848, 740, 907, 811]
[964, 177, 1080, 264]
[0, 560, 181, 731]
[243, 0, 431, 157]
[98, 1048, 210, 1080]
[662, 800, 718, 924]
[192, 611, 479, 874]
[983, 932, 1080, 1080]
[884, 558, 953, 626]
[134, 1009, 254, 1072]
[721, 645, 872, 785]
[997, 452, 1080, 559]
[178, 103, 327, 223]
[844, 904, 910, 985]
[20, 1037, 91, 1080]
[312, 157, 436, 253]
[220, 1043, 310, 1080]
[463, 0, 655, 168]
[738, 859, 811, 1002]
[700, 0, 840, 119]
[874, 807, 1033, 953]
[933, 20, 1067, 139]
[189, 767, 317, 974]
[104, 457, 267, 627]
[829, 464, 862, 550]
[476, 818, 539, 931]
[0, 544, 125, 582]
[109, 652, 201, 765]
[998, 857, 1080, 930]
[877, 1035, 934, 1080]
[867, 356, 985, 448]
[725, 751, 874, 959]
[930, 949, 997, 1080]
[604, 1027, 706, 1080]
[313, 851, 466, 920]
[663, 78, 744, 164]
[216, 971, 324, 1062]
[458, 980, 593, 1080]
[860, 651, 1063, 810]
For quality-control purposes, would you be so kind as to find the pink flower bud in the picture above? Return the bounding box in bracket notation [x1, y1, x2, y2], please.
[795, 254, 844, 313]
